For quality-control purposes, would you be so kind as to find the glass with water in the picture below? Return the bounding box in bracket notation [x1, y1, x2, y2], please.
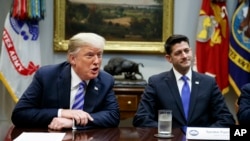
[158, 110, 172, 135]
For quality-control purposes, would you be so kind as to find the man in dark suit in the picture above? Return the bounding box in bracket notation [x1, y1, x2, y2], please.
[133, 34, 235, 131]
[237, 83, 250, 125]
[11, 32, 120, 130]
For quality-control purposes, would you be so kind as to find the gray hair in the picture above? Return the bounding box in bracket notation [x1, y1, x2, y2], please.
[67, 32, 105, 55]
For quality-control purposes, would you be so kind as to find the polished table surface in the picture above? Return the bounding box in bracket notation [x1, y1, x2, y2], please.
[4, 125, 186, 141]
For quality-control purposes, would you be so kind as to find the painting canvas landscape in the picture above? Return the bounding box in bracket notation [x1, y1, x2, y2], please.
[66, 0, 163, 42]
[53, 0, 173, 53]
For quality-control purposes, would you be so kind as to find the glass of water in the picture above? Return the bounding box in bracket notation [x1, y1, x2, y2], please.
[158, 110, 172, 135]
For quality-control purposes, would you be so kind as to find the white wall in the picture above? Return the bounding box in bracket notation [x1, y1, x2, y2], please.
[0, 0, 239, 121]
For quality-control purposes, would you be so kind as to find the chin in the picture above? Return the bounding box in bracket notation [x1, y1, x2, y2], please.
[89, 74, 99, 79]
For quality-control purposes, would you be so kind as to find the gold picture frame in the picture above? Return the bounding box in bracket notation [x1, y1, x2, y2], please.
[53, 0, 173, 53]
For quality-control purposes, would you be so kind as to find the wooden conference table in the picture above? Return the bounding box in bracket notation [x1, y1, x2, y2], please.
[5, 125, 187, 141]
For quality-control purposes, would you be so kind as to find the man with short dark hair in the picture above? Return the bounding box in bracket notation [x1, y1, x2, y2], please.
[133, 34, 235, 132]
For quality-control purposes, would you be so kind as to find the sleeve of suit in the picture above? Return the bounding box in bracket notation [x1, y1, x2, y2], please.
[237, 83, 250, 125]
[133, 77, 158, 127]
[11, 70, 59, 127]
[207, 78, 236, 127]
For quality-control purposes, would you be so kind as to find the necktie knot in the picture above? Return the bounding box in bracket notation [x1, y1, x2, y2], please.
[181, 76, 188, 83]
[79, 81, 86, 89]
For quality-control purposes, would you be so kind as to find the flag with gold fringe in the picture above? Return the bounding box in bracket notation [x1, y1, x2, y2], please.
[229, 0, 250, 96]
[196, 0, 229, 94]
[0, 0, 45, 102]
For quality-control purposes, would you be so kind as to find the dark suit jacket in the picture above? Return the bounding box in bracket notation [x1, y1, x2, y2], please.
[237, 83, 250, 125]
[11, 62, 120, 129]
[133, 69, 235, 128]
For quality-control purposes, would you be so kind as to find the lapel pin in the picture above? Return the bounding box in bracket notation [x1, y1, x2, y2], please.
[195, 81, 199, 84]
[94, 86, 98, 90]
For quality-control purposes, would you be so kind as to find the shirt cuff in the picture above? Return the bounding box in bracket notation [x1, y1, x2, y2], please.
[58, 109, 62, 117]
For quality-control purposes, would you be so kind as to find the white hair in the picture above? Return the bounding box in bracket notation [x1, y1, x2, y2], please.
[67, 32, 105, 54]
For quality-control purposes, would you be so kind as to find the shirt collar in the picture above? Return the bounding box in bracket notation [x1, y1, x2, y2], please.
[173, 67, 192, 81]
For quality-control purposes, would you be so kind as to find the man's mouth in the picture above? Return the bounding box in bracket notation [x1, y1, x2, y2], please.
[91, 67, 99, 72]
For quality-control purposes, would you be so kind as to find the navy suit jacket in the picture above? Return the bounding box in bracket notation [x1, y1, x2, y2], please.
[11, 62, 120, 129]
[133, 69, 235, 128]
[237, 83, 250, 125]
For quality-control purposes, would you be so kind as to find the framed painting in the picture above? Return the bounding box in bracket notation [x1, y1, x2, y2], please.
[53, 0, 173, 53]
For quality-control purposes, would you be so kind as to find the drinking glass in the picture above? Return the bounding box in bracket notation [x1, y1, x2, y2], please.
[158, 110, 172, 135]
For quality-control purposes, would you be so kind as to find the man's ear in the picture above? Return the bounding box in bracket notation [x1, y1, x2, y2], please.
[68, 54, 76, 65]
[165, 54, 172, 63]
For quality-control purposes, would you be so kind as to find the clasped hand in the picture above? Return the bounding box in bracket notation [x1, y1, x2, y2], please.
[48, 109, 94, 130]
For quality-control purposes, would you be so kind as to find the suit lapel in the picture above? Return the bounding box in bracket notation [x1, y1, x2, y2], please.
[84, 78, 99, 112]
[57, 64, 71, 108]
[166, 70, 186, 120]
[187, 71, 200, 121]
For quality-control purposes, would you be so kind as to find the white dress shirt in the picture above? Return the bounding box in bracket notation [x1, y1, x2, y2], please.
[172, 68, 192, 96]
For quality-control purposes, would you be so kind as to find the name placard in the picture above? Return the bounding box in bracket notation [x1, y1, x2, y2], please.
[186, 127, 229, 140]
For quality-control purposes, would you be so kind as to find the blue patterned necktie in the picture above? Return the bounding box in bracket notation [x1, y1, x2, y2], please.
[181, 76, 190, 119]
[72, 81, 86, 109]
